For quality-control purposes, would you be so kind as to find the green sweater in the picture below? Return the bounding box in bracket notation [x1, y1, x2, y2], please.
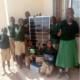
[24, 19, 29, 35]
[25, 46, 35, 56]
[15, 26, 26, 42]
[39, 46, 57, 66]
[50, 24, 59, 44]
[7, 24, 18, 39]
[58, 20, 79, 40]
[0, 34, 10, 49]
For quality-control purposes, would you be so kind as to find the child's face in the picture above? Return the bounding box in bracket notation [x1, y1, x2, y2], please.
[28, 41, 33, 46]
[47, 41, 52, 49]
[10, 18, 15, 25]
[19, 19, 24, 26]
[3, 28, 7, 34]
[66, 9, 74, 20]
[50, 17, 56, 24]
[25, 12, 30, 19]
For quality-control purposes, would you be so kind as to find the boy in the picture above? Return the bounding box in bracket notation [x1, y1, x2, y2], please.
[0, 27, 11, 76]
[7, 17, 17, 62]
[25, 40, 36, 69]
[49, 16, 59, 50]
[15, 18, 25, 68]
[24, 11, 30, 46]
[38, 40, 57, 77]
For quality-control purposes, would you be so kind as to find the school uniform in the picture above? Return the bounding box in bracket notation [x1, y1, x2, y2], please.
[56, 19, 79, 68]
[24, 19, 30, 46]
[40, 46, 57, 75]
[25, 46, 35, 66]
[15, 26, 25, 56]
[7, 24, 17, 54]
[0, 34, 10, 63]
[50, 24, 59, 50]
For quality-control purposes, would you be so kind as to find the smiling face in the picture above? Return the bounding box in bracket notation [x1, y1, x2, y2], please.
[50, 16, 56, 25]
[19, 19, 24, 26]
[25, 12, 30, 19]
[47, 40, 52, 49]
[2, 27, 7, 34]
[10, 17, 15, 25]
[28, 41, 33, 46]
[66, 8, 74, 20]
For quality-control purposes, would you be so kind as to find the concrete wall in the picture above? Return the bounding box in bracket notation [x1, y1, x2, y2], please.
[0, 0, 7, 33]
[6, 0, 43, 24]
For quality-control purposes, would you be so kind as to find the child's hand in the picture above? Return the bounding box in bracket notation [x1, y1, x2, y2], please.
[57, 29, 62, 37]
[19, 26, 21, 32]
[28, 47, 30, 51]
[32, 53, 36, 58]
[1, 35, 4, 41]
[24, 23, 29, 28]
[38, 45, 42, 51]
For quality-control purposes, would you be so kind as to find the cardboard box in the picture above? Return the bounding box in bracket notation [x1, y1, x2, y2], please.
[30, 62, 42, 73]
[36, 55, 43, 63]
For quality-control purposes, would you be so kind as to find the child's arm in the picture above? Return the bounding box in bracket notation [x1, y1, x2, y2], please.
[24, 23, 29, 28]
[26, 47, 30, 56]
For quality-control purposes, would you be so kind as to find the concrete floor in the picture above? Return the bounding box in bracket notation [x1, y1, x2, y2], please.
[0, 54, 79, 80]
[18, 66, 79, 80]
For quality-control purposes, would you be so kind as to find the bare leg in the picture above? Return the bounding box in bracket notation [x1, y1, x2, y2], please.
[57, 68, 63, 78]
[1, 62, 5, 76]
[7, 60, 11, 74]
[64, 68, 70, 79]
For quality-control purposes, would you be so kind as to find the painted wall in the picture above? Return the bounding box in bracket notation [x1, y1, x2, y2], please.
[0, 0, 7, 33]
[42, 0, 53, 16]
[6, 0, 43, 24]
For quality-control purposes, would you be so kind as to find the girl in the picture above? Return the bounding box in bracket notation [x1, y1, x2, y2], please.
[56, 8, 79, 79]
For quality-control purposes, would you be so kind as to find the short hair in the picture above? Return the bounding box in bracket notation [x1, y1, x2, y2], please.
[27, 40, 32, 43]
[25, 11, 30, 15]
[51, 16, 56, 23]
[18, 18, 23, 22]
[1, 27, 7, 32]
[66, 8, 74, 14]
[47, 40, 52, 43]
[10, 16, 15, 21]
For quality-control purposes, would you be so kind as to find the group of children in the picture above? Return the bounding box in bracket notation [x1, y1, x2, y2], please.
[0, 8, 79, 79]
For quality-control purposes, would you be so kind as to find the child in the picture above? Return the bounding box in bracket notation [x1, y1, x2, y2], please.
[25, 40, 36, 69]
[56, 8, 79, 79]
[0, 27, 11, 76]
[15, 18, 26, 68]
[38, 40, 57, 77]
[24, 11, 30, 46]
[49, 16, 59, 50]
[7, 17, 17, 62]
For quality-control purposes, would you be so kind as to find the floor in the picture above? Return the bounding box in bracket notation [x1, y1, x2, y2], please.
[18, 66, 79, 80]
[0, 54, 22, 80]
[0, 54, 79, 80]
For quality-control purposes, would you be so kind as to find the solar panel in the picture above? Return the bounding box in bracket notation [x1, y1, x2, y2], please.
[29, 16, 50, 49]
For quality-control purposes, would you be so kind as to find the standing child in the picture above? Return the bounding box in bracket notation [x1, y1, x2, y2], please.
[15, 18, 25, 68]
[56, 8, 79, 79]
[0, 27, 11, 76]
[49, 16, 59, 50]
[24, 11, 30, 46]
[38, 40, 57, 77]
[25, 40, 36, 69]
[7, 17, 17, 62]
